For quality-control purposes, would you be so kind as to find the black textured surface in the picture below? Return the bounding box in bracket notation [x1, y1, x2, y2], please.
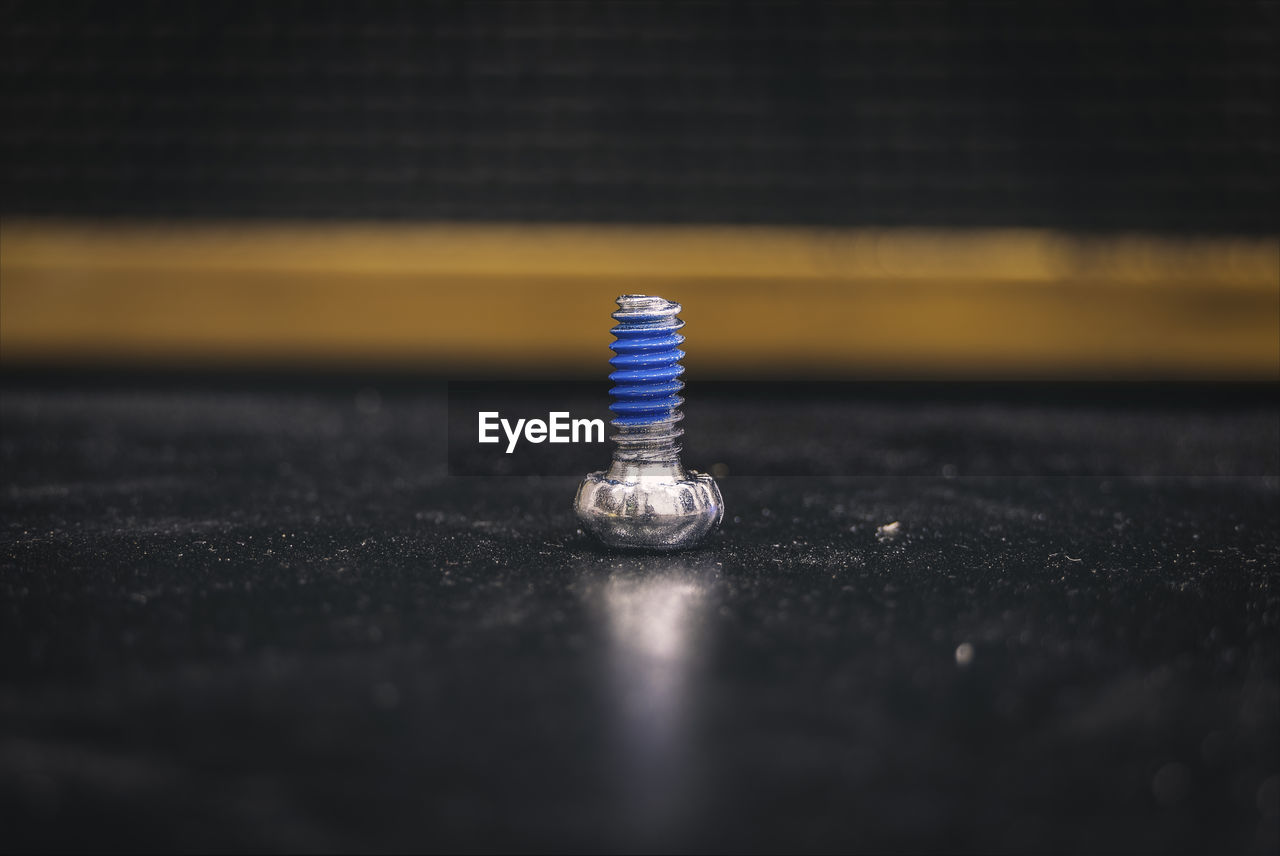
[2, 1, 1277, 231]
[2, 379, 1278, 853]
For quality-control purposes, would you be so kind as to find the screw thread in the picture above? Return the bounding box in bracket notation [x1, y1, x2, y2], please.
[608, 294, 686, 463]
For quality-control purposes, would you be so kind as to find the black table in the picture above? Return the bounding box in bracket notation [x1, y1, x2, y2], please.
[2, 378, 1277, 853]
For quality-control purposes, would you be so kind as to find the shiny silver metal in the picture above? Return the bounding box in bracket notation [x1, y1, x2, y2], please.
[574, 295, 724, 551]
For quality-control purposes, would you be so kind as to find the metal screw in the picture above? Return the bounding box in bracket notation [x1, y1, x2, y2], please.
[574, 294, 724, 551]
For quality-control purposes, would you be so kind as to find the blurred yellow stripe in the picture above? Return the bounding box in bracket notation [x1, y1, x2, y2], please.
[2, 220, 1277, 377]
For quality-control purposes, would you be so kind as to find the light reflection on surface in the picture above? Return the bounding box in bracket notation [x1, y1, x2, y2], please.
[595, 559, 714, 844]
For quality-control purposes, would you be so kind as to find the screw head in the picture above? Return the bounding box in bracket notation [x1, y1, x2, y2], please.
[574, 469, 724, 551]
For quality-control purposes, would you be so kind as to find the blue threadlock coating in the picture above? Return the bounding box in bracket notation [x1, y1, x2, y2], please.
[609, 295, 691, 435]
[608, 295, 686, 429]
[573, 295, 724, 551]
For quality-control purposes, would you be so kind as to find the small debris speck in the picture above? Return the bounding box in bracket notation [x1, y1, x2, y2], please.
[373, 682, 400, 709]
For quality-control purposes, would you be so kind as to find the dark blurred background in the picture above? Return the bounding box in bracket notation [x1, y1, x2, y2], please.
[2, 0, 1277, 229]
[1, 0, 1276, 376]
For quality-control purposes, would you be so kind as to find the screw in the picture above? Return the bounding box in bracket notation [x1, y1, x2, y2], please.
[574, 294, 724, 550]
